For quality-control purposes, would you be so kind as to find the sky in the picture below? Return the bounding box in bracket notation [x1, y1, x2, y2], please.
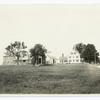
[0, 4, 100, 64]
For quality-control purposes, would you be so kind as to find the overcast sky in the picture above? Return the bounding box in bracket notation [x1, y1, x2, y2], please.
[0, 4, 100, 64]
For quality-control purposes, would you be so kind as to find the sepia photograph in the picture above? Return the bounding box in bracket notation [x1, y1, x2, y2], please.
[0, 0, 100, 96]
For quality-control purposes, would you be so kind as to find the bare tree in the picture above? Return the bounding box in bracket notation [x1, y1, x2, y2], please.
[5, 41, 27, 65]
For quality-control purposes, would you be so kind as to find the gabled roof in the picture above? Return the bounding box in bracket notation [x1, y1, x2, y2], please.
[46, 55, 58, 60]
[67, 49, 80, 56]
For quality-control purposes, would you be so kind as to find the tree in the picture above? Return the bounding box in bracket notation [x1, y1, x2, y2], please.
[30, 44, 47, 65]
[74, 43, 86, 59]
[5, 41, 27, 65]
[82, 44, 99, 63]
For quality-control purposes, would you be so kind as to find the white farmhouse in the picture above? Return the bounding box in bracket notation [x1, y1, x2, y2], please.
[3, 51, 30, 65]
[46, 55, 58, 64]
[67, 49, 81, 64]
[59, 49, 81, 64]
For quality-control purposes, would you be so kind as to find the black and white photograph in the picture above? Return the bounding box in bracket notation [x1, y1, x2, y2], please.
[0, 0, 100, 96]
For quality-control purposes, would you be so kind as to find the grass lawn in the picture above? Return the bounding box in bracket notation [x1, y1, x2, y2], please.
[0, 63, 100, 94]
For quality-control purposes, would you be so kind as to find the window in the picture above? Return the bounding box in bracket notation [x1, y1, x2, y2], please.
[71, 52, 73, 55]
[64, 60, 67, 62]
[74, 52, 76, 55]
[76, 56, 78, 58]
[23, 60, 26, 62]
[76, 60, 79, 62]
[69, 56, 71, 58]
[69, 60, 72, 62]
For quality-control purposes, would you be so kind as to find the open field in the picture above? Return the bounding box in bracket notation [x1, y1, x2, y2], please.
[0, 64, 100, 94]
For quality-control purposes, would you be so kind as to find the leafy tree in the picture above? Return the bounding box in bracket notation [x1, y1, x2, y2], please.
[5, 41, 27, 65]
[74, 43, 86, 59]
[30, 44, 47, 65]
[82, 44, 99, 63]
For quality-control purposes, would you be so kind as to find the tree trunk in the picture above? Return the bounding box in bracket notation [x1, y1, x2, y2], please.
[35, 56, 38, 65]
[32, 57, 35, 65]
[17, 57, 20, 65]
